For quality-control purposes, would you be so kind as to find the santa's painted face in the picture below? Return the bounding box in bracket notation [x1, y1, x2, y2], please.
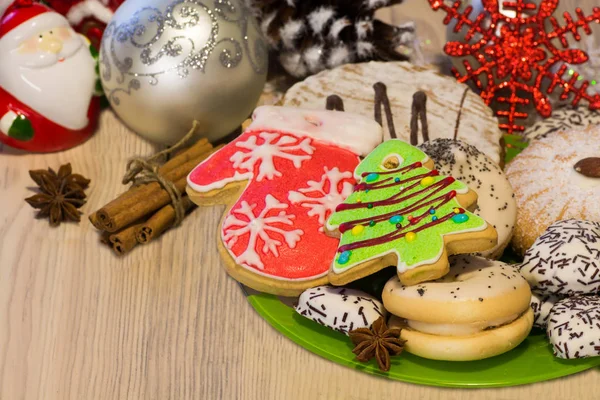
[15, 25, 83, 68]
[0, 16, 96, 131]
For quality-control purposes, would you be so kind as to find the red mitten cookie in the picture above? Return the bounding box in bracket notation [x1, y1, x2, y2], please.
[186, 106, 383, 295]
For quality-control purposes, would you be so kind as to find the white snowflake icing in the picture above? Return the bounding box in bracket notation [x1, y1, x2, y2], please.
[288, 167, 353, 231]
[223, 194, 303, 270]
[230, 132, 315, 182]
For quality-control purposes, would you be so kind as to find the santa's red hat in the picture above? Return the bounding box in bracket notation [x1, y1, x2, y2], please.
[0, 0, 69, 42]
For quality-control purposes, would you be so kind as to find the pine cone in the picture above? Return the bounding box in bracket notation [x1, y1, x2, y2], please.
[247, 0, 415, 78]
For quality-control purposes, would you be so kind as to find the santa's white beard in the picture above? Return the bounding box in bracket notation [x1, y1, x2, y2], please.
[0, 46, 96, 130]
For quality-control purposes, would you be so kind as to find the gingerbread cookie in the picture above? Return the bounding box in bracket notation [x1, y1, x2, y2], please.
[384, 255, 533, 361]
[506, 125, 600, 255]
[519, 220, 600, 296]
[418, 139, 516, 258]
[186, 106, 382, 296]
[325, 140, 498, 286]
[547, 295, 600, 359]
[524, 106, 600, 143]
[295, 286, 387, 335]
[282, 61, 504, 164]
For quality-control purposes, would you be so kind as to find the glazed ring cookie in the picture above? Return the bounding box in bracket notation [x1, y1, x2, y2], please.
[506, 125, 600, 255]
[282, 61, 504, 164]
[547, 296, 600, 359]
[519, 219, 600, 296]
[418, 139, 517, 259]
[523, 106, 600, 143]
[530, 292, 559, 329]
[382, 256, 533, 361]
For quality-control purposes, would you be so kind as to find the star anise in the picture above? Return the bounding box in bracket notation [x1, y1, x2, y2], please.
[348, 317, 406, 372]
[25, 163, 90, 226]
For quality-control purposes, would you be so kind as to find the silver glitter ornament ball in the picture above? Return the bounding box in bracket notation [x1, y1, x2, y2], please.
[99, 0, 268, 144]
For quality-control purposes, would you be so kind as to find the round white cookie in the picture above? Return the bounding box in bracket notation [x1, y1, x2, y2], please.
[383, 256, 531, 330]
[531, 292, 560, 329]
[383, 255, 533, 361]
[524, 106, 600, 143]
[519, 220, 600, 296]
[282, 61, 504, 165]
[295, 286, 387, 335]
[547, 295, 600, 359]
[418, 139, 516, 259]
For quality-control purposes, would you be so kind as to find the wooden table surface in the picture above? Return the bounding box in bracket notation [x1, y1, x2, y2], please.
[2, 1, 600, 399]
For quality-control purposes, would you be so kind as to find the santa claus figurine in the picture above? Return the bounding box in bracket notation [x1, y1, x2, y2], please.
[0, 0, 101, 152]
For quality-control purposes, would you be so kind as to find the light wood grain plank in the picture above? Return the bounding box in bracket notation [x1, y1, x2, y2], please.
[1, 0, 600, 396]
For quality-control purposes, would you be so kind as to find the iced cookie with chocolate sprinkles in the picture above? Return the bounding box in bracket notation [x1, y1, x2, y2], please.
[295, 286, 387, 335]
[547, 295, 600, 359]
[531, 292, 560, 328]
[523, 106, 600, 143]
[506, 126, 600, 255]
[418, 139, 516, 259]
[382, 256, 533, 361]
[519, 220, 600, 296]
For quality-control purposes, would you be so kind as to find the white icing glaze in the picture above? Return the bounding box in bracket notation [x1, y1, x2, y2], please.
[407, 313, 519, 336]
[187, 131, 315, 193]
[530, 292, 560, 329]
[385, 255, 528, 301]
[519, 219, 600, 296]
[418, 139, 517, 258]
[222, 194, 303, 271]
[231, 131, 316, 182]
[249, 105, 383, 156]
[295, 285, 387, 335]
[282, 61, 504, 164]
[288, 167, 354, 231]
[547, 295, 600, 359]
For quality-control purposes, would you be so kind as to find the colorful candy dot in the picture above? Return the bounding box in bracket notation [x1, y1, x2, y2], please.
[396, 223, 403, 229]
[429, 209, 435, 215]
[405, 232, 417, 242]
[432, 216, 438, 221]
[389, 215, 404, 224]
[452, 214, 469, 224]
[365, 189, 370, 193]
[394, 177, 401, 183]
[453, 208, 460, 214]
[356, 198, 362, 203]
[369, 220, 376, 227]
[338, 251, 352, 264]
[365, 173, 379, 183]
[367, 203, 374, 209]
[420, 176, 435, 187]
[351, 225, 364, 235]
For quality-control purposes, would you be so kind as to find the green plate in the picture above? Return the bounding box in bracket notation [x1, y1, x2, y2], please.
[243, 134, 600, 387]
[246, 292, 600, 388]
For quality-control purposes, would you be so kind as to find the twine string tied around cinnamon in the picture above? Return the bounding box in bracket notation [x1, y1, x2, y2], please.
[121, 121, 199, 227]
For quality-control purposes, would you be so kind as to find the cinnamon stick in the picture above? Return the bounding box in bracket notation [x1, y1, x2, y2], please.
[102, 144, 223, 232]
[92, 140, 212, 228]
[109, 222, 145, 256]
[135, 196, 196, 243]
[96, 145, 217, 231]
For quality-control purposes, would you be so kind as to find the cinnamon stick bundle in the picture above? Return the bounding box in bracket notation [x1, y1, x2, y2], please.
[90, 139, 220, 256]
[92, 139, 212, 231]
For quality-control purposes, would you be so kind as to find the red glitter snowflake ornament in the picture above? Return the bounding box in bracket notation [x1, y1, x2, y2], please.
[429, 0, 600, 133]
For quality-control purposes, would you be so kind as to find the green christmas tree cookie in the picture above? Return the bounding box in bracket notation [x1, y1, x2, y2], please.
[326, 140, 498, 286]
